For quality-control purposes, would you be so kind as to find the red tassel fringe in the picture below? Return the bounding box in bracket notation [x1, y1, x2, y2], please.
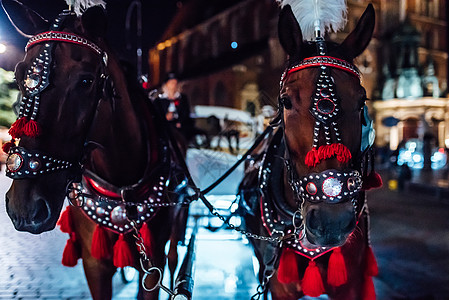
[113, 234, 134, 268]
[277, 248, 299, 284]
[305, 144, 352, 167]
[57, 206, 73, 234]
[8, 117, 27, 138]
[140, 222, 153, 257]
[23, 119, 40, 137]
[327, 247, 347, 287]
[2, 139, 15, 153]
[302, 260, 325, 297]
[365, 246, 379, 277]
[91, 225, 111, 260]
[362, 275, 376, 300]
[362, 171, 383, 191]
[62, 233, 81, 267]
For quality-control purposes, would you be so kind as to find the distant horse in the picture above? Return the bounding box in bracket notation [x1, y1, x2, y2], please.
[195, 115, 240, 154]
[2, 1, 188, 299]
[239, 4, 380, 300]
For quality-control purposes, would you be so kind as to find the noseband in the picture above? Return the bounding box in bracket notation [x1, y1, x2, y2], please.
[5, 10, 107, 179]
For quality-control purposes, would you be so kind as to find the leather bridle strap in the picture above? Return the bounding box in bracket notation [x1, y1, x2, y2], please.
[26, 31, 103, 56]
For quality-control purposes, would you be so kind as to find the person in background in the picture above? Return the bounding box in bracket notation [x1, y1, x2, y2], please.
[153, 73, 195, 142]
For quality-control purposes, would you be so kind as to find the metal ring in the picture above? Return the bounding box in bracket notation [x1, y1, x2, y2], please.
[141, 266, 162, 292]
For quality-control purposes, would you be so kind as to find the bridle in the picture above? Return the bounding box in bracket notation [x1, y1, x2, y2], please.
[271, 39, 365, 240]
[5, 10, 108, 180]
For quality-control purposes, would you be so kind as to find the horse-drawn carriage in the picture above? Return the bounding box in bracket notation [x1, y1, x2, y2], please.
[2, 0, 382, 299]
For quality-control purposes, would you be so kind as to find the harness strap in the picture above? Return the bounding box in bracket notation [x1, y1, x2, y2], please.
[26, 31, 103, 55]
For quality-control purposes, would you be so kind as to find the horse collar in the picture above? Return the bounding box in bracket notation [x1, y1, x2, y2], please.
[68, 140, 172, 234]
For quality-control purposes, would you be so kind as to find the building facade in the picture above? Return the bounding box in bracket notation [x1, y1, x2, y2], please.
[148, 0, 448, 151]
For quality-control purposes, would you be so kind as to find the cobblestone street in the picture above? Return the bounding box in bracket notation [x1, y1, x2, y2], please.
[1, 167, 449, 299]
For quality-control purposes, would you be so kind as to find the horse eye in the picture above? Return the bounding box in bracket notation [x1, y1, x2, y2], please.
[78, 76, 94, 89]
[279, 95, 292, 109]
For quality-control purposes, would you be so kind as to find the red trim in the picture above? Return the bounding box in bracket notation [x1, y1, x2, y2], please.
[84, 176, 121, 199]
[287, 56, 360, 78]
[26, 31, 101, 55]
[306, 182, 318, 195]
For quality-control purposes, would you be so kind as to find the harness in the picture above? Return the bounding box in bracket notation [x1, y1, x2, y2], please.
[5, 10, 178, 233]
[242, 39, 375, 299]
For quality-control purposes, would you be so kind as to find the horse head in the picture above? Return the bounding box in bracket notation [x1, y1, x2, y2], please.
[277, 4, 375, 247]
[2, 1, 143, 234]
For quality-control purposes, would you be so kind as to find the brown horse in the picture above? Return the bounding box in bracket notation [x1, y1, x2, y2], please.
[2, 1, 188, 299]
[239, 4, 379, 300]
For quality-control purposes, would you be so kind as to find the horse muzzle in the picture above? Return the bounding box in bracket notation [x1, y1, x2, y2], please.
[5, 191, 54, 234]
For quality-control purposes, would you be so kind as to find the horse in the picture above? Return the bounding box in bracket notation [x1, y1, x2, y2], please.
[238, 4, 380, 300]
[2, 1, 188, 299]
[194, 115, 240, 154]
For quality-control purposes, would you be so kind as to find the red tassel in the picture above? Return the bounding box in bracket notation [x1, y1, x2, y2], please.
[302, 260, 325, 297]
[140, 222, 153, 256]
[62, 233, 80, 267]
[362, 275, 376, 300]
[23, 119, 40, 137]
[327, 247, 347, 287]
[305, 148, 318, 167]
[2, 139, 15, 153]
[365, 246, 379, 276]
[8, 117, 27, 138]
[113, 234, 134, 268]
[91, 225, 111, 260]
[277, 248, 299, 284]
[57, 206, 73, 234]
[306, 144, 352, 168]
[362, 171, 383, 191]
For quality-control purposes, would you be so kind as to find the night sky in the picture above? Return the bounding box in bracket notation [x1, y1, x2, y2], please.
[0, 0, 180, 72]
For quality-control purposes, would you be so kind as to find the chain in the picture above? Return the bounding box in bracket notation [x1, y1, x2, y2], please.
[128, 219, 175, 296]
[250, 258, 277, 300]
[207, 206, 282, 244]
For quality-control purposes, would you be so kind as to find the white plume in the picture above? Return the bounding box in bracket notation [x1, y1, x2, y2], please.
[277, 0, 347, 41]
[65, 0, 106, 16]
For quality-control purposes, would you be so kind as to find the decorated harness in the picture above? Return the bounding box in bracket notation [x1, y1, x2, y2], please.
[4, 11, 182, 266]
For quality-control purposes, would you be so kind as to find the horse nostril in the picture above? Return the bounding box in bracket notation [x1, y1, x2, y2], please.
[32, 199, 51, 224]
[306, 209, 321, 232]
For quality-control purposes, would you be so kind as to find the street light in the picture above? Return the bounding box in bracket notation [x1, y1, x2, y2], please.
[0, 43, 6, 54]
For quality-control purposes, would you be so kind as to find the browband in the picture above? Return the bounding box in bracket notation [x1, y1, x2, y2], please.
[26, 31, 103, 56]
[280, 56, 360, 86]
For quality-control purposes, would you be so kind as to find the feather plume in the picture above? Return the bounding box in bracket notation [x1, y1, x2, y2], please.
[65, 0, 106, 16]
[277, 0, 347, 41]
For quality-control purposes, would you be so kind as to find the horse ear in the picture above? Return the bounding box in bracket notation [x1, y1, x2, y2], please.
[1, 0, 49, 37]
[278, 5, 304, 59]
[338, 4, 375, 60]
[81, 5, 107, 39]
